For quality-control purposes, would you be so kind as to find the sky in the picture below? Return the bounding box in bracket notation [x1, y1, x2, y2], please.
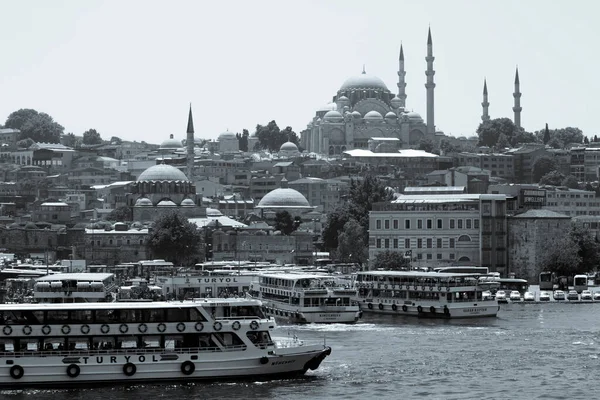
[0, 0, 599, 145]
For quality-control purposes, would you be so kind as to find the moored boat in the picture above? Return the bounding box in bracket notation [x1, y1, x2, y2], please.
[0, 298, 331, 388]
[354, 270, 499, 318]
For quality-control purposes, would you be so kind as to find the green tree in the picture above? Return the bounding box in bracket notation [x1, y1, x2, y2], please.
[543, 123, 551, 144]
[82, 129, 103, 145]
[106, 206, 132, 222]
[372, 250, 411, 271]
[561, 175, 580, 189]
[274, 210, 295, 235]
[570, 224, 600, 272]
[5, 109, 63, 143]
[539, 170, 565, 186]
[146, 211, 204, 266]
[237, 129, 249, 152]
[110, 136, 123, 145]
[254, 121, 299, 152]
[439, 139, 460, 154]
[495, 133, 511, 150]
[16, 138, 35, 149]
[539, 233, 582, 277]
[476, 118, 522, 147]
[61, 132, 77, 147]
[336, 219, 368, 266]
[533, 156, 558, 183]
[418, 138, 434, 153]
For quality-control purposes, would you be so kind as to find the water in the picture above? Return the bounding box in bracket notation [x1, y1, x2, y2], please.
[4, 302, 600, 399]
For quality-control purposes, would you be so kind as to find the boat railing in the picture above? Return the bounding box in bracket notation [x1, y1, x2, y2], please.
[274, 338, 305, 348]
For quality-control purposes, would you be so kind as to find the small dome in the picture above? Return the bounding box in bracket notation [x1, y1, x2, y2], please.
[385, 111, 397, 119]
[137, 164, 189, 181]
[160, 134, 182, 149]
[391, 96, 403, 109]
[180, 198, 196, 207]
[206, 207, 223, 216]
[218, 131, 237, 140]
[157, 199, 177, 207]
[323, 110, 343, 122]
[280, 141, 299, 152]
[135, 197, 153, 207]
[337, 95, 349, 102]
[257, 188, 311, 209]
[340, 73, 389, 91]
[406, 112, 423, 121]
[24, 222, 37, 230]
[352, 110, 362, 118]
[364, 110, 383, 120]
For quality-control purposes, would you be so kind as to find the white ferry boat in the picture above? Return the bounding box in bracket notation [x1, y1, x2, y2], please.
[354, 271, 499, 318]
[0, 299, 331, 388]
[33, 273, 118, 303]
[249, 273, 362, 324]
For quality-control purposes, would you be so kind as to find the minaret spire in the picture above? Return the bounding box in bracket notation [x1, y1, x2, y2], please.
[425, 27, 436, 134]
[362, 64, 366, 74]
[481, 78, 490, 122]
[186, 103, 195, 180]
[397, 42, 407, 108]
[513, 66, 522, 128]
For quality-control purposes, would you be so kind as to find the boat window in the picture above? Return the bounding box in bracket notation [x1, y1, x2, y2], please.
[67, 337, 90, 351]
[190, 307, 207, 322]
[115, 337, 137, 349]
[143, 308, 167, 322]
[213, 332, 245, 347]
[92, 337, 115, 350]
[45, 310, 70, 324]
[165, 308, 188, 322]
[0, 339, 15, 352]
[71, 310, 93, 323]
[140, 335, 162, 349]
[94, 309, 115, 323]
[246, 330, 272, 347]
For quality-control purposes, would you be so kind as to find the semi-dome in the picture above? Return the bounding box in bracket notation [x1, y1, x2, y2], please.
[160, 134, 182, 149]
[218, 131, 237, 140]
[406, 111, 423, 121]
[135, 197, 153, 207]
[364, 110, 383, 120]
[340, 73, 388, 91]
[385, 111, 397, 119]
[390, 96, 403, 109]
[180, 198, 196, 207]
[351, 110, 362, 118]
[280, 141, 299, 152]
[257, 188, 311, 209]
[157, 199, 177, 207]
[323, 110, 343, 122]
[137, 164, 189, 181]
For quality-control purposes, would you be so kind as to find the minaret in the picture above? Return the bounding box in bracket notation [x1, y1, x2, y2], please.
[186, 104, 195, 180]
[481, 79, 490, 122]
[425, 27, 436, 134]
[513, 67, 522, 128]
[397, 43, 407, 108]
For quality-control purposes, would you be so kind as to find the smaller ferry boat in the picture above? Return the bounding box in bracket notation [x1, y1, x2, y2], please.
[249, 273, 361, 324]
[354, 270, 499, 318]
[33, 273, 117, 303]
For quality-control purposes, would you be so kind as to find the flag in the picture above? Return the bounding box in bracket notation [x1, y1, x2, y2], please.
[404, 250, 412, 258]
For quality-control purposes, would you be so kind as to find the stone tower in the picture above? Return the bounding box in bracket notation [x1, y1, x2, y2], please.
[397, 43, 407, 108]
[425, 27, 436, 134]
[481, 79, 490, 122]
[513, 67, 522, 128]
[186, 104, 195, 180]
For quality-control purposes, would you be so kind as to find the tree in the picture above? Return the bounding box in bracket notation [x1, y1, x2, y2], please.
[418, 138, 434, 153]
[82, 129, 103, 145]
[538, 233, 582, 277]
[495, 133, 510, 150]
[62, 132, 77, 147]
[539, 170, 565, 186]
[439, 139, 460, 154]
[570, 224, 600, 272]
[543, 123, 551, 144]
[5, 109, 63, 143]
[106, 206, 132, 222]
[237, 129, 249, 152]
[336, 219, 368, 266]
[534, 126, 584, 149]
[110, 136, 122, 145]
[533, 156, 558, 183]
[274, 210, 295, 235]
[372, 250, 411, 271]
[561, 175, 580, 189]
[16, 138, 35, 149]
[254, 121, 299, 152]
[146, 211, 204, 266]
[476, 118, 522, 148]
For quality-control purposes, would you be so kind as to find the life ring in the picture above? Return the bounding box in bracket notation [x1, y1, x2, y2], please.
[123, 363, 136, 377]
[81, 324, 91, 335]
[42, 325, 51, 335]
[384, 284, 388, 290]
[61, 325, 71, 335]
[444, 306, 450, 316]
[413, 285, 418, 290]
[378, 303, 384, 310]
[260, 356, 269, 365]
[181, 361, 195, 375]
[213, 321, 222, 331]
[417, 306, 423, 313]
[402, 305, 408, 312]
[446, 287, 450, 292]
[430, 306, 436, 314]
[250, 320, 259, 330]
[2, 325, 12, 336]
[119, 324, 129, 334]
[138, 323, 148, 333]
[157, 323, 167, 333]
[176, 322, 186, 333]
[392, 304, 398, 311]
[421, 286, 426, 291]
[195, 322, 204, 332]
[66, 364, 80, 378]
[9, 365, 24, 379]
[438, 286, 443, 291]
[232, 321, 241, 331]
[367, 303, 373, 310]
[100, 324, 110, 334]
[430, 286, 434, 291]
[22, 325, 32, 336]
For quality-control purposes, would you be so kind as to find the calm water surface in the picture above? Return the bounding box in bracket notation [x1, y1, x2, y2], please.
[4, 301, 600, 399]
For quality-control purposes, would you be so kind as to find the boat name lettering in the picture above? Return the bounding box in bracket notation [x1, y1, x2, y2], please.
[271, 360, 296, 365]
[197, 278, 238, 283]
[82, 355, 161, 364]
[462, 308, 486, 313]
[319, 314, 341, 318]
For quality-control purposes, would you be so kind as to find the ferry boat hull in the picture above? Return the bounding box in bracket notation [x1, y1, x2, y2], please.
[358, 300, 498, 318]
[261, 301, 361, 324]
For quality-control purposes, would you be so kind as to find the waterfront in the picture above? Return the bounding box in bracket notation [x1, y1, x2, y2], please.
[2, 300, 600, 399]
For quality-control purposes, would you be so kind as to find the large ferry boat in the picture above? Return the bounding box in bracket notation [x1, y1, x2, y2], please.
[354, 271, 499, 318]
[0, 298, 331, 388]
[249, 273, 362, 324]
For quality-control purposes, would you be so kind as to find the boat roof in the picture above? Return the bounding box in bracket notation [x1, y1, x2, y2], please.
[357, 271, 480, 278]
[36, 273, 114, 282]
[0, 299, 260, 311]
[257, 272, 331, 280]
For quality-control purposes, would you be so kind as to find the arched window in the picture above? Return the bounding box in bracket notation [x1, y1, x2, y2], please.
[458, 235, 471, 242]
[458, 256, 471, 262]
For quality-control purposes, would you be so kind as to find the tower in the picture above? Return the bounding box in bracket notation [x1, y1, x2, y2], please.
[425, 27, 436, 134]
[481, 79, 490, 122]
[397, 43, 407, 108]
[186, 104, 195, 179]
[513, 67, 522, 128]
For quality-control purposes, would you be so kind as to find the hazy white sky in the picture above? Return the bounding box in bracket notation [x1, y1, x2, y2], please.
[1, 0, 598, 144]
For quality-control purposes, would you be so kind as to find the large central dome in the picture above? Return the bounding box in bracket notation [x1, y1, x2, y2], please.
[137, 164, 189, 181]
[340, 72, 389, 91]
[256, 188, 311, 209]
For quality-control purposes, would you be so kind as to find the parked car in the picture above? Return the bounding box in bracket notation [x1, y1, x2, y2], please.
[523, 292, 535, 302]
[593, 292, 600, 301]
[581, 290, 593, 301]
[495, 290, 507, 303]
[509, 291, 522, 301]
[553, 290, 566, 301]
[566, 290, 579, 301]
[482, 290, 492, 300]
[539, 291, 551, 301]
